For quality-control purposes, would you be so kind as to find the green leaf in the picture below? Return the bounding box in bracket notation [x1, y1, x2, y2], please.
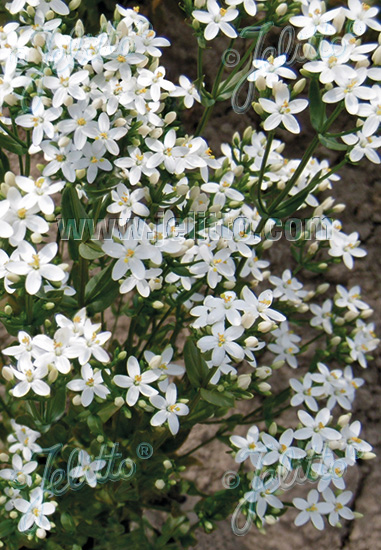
[98, 403, 120, 423]
[309, 79, 326, 132]
[0, 133, 28, 155]
[60, 186, 92, 260]
[0, 520, 15, 538]
[318, 134, 348, 151]
[84, 264, 116, 304]
[87, 414, 103, 435]
[184, 340, 210, 387]
[61, 511, 76, 533]
[200, 388, 235, 408]
[79, 241, 105, 260]
[45, 387, 67, 424]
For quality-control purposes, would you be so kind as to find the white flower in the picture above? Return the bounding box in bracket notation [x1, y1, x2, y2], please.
[138, 66, 175, 102]
[41, 142, 83, 183]
[114, 147, 157, 185]
[342, 131, 381, 164]
[144, 347, 185, 378]
[113, 356, 159, 406]
[7, 241, 65, 295]
[191, 291, 245, 328]
[339, 420, 372, 464]
[7, 422, 41, 461]
[14, 487, 56, 532]
[290, 1, 339, 40]
[358, 85, 381, 137]
[322, 488, 354, 526]
[344, 0, 381, 36]
[197, 321, 244, 365]
[66, 320, 111, 365]
[270, 269, 307, 303]
[293, 489, 333, 530]
[102, 237, 159, 281]
[303, 40, 352, 84]
[268, 334, 300, 368]
[146, 130, 188, 174]
[242, 286, 286, 323]
[0, 454, 37, 487]
[43, 68, 88, 108]
[7, 0, 39, 15]
[310, 299, 334, 334]
[57, 100, 97, 150]
[226, 0, 257, 17]
[85, 112, 127, 155]
[5, 187, 49, 246]
[35, 0, 70, 16]
[15, 96, 62, 147]
[329, 231, 367, 269]
[0, 199, 13, 238]
[248, 54, 296, 88]
[170, 75, 201, 108]
[11, 360, 50, 398]
[66, 363, 110, 407]
[311, 449, 349, 492]
[69, 450, 106, 488]
[107, 183, 149, 225]
[290, 373, 322, 412]
[15, 176, 64, 216]
[33, 328, 73, 375]
[201, 171, 244, 206]
[259, 84, 308, 134]
[230, 425, 266, 468]
[262, 428, 307, 470]
[190, 245, 235, 289]
[150, 383, 189, 435]
[75, 143, 113, 184]
[323, 67, 376, 115]
[335, 285, 368, 313]
[244, 476, 284, 519]
[193, 0, 238, 41]
[294, 408, 341, 453]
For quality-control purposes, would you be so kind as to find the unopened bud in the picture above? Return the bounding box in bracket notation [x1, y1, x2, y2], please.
[155, 479, 165, 490]
[372, 45, 381, 65]
[275, 2, 287, 16]
[163, 459, 172, 470]
[344, 310, 358, 322]
[237, 374, 251, 390]
[361, 308, 373, 319]
[331, 336, 341, 346]
[36, 529, 46, 540]
[293, 78, 306, 95]
[253, 102, 264, 115]
[222, 281, 236, 290]
[72, 395, 82, 406]
[48, 367, 58, 383]
[362, 452, 376, 460]
[69, 0, 82, 9]
[245, 336, 259, 348]
[303, 43, 317, 60]
[114, 396, 125, 408]
[256, 366, 272, 379]
[332, 203, 345, 213]
[258, 382, 271, 393]
[338, 413, 352, 427]
[4, 304, 12, 315]
[164, 112, 177, 125]
[258, 320, 275, 333]
[269, 422, 277, 436]
[241, 312, 256, 329]
[255, 76, 267, 91]
[0, 453, 9, 462]
[152, 300, 164, 309]
[1, 366, 12, 381]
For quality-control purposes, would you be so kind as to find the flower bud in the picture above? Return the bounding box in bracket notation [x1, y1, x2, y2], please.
[163, 459, 172, 470]
[114, 396, 125, 408]
[333, 8, 346, 32]
[272, 360, 285, 369]
[316, 283, 330, 294]
[152, 300, 164, 309]
[269, 422, 277, 436]
[4, 304, 12, 315]
[75, 19, 85, 37]
[194, 0, 206, 7]
[255, 75, 267, 91]
[241, 312, 256, 329]
[28, 47, 42, 64]
[331, 336, 341, 346]
[338, 413, 351, 427]
[245, 336, 259, 348]
[293, 78, 306, 95]
[262, 239, 273, 250]
[164, 112, 177, 125]
[69, 0, 82, 9]
[114, 118, 127, 127]
[0, 453, 9, 462]
[372, 45, 381, 65]
[46, 10, 55, 20]
[361, 308, 373, 319]
[10, 511, 18, 519]
[276, 3, 288, 16]
[258, 320, 274, 333]
[222, 281, 236, 290]
[149, 172, 160, 185]
[297, 303, 309, 313]
[155, 479, 165, 490]
[36, 529, 47, 540]
[7, 273, 20, 283]
[344, 310, 358, 322]
[150, 128, 162, 140]
[76, 169, 87, 180]
[253, 102, 264, 115]
[303, 43, 317, 60]
[318, 262, 328, 270]
[332, 203, 345, 213]
[48, 367, 58, 383]
[362, 452, 376, 460]
[30, 231, 43, 244]
[72, 395, 82, 406]
[258, 381, 271, 393]
[4, 171, 16, 186]
[118, 351, 127, 361]
[256, 366, 272, 379]
[237, 374, 251, 390]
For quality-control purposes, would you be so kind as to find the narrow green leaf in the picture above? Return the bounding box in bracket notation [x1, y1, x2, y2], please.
[309, 79, 326, 132]
[200, 388, 235, 408]
[0, 133, 28, 155]
[184, 340, 209, 387]
[319, 134, 348, 151]
[79, 241, 105, 260]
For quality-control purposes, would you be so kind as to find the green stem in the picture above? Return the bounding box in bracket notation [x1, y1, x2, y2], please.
[0, 120, 27, 146]
[26, 293, 33, 325]
[25, 132, 31, 177]
[78, 256, 88, 307]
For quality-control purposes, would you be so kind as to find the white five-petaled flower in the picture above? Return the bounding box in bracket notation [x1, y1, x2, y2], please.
[66, 363, 110, 407]
[11, 359, 50, 398]
[43, 68, 88, 108]
[293, 489, 333, 530]
[66, 319, 111, 365]
[193, 0, 238, 41]
[190, 245, 235, 289]
[323, 67, 376, 115]
[15, 176, 64, 216]
[15, 96, 62, 147]
[344, 0, 381, 36]
[170, 75, 201, 108]
[244, 476, 284, 519]
[322, 488, 355, 526]
[107, 183, 149, 225]
[14, 487, 56, 532]
[85, 112, 127, 155]
[259, 84, 309, 134]
[113, 356, 159, 406]
[0, 453, 37, 487]
[294, 408, 341, 453]
[197, 321, 244, 366]
[262, 428, 307, 470]
[230, 425, 267, 468]
[290, 1, 340, 40]
[150, 383, 189, 435]
[7, 241, 65, 295]
[248, 54, 296, 88]
[69, 450, 106, 488]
